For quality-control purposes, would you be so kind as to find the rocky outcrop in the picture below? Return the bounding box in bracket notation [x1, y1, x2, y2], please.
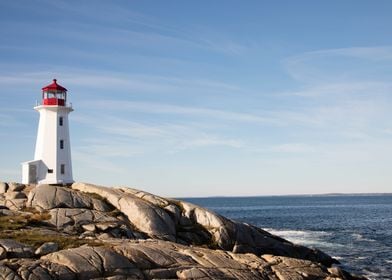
[0, 182, 28, 211]
[27, 184, 112, 212]
[0, 181, 366, 279]
[72, 183, 177, 241]
[0, 239, 353, 280]
[72, 183, 335, 267]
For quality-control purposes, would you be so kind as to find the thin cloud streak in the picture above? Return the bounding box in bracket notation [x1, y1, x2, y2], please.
[284, 46, 392, 69]
[80, 100, 281, 125]
[74, 114, 245, 152]
[0, 71, 242, 95]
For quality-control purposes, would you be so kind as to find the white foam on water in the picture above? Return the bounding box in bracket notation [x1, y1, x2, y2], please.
[351, 233, 376, 242]
[331, 256, 343, 260]
[363, 270, 381, 280]
[263, 228, 343, 249]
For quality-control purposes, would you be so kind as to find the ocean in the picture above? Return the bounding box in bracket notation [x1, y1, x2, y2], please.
[182, 194, 392, 280]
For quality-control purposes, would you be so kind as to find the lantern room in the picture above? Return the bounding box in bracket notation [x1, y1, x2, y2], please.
[41, 79, 67, 106]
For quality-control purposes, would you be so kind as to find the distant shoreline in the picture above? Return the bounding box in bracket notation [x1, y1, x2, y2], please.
[178, 192, 392, 199]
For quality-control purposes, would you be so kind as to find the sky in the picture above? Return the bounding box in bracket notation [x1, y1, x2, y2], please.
[0, 1, 391, 197]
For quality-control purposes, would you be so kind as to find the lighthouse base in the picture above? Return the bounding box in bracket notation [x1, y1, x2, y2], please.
[21, 160, 41, 184]
[21, 160, 74, 185]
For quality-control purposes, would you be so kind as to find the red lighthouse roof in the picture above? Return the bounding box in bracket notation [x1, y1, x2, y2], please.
[42, 79, 67, 92]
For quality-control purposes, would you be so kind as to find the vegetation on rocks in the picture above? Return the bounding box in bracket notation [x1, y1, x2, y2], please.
[0, 209, 101, 250]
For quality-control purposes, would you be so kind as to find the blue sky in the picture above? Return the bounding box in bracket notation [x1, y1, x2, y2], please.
[1, 1, 391, 196]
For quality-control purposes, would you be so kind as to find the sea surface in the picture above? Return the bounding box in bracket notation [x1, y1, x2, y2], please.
[182, 194, 392, 280]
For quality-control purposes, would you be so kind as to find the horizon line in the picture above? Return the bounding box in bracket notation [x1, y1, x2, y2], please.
[176, 192, 392, 199]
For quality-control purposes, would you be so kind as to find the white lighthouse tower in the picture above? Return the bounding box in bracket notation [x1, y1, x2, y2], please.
[22, 79, 74, 185]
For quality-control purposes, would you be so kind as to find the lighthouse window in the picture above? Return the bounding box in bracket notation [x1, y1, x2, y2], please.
[60, 164, 65, 175]
[59, 117, 63, 126]
[60, 140, 64, 149]
[47, 169, 53, 174]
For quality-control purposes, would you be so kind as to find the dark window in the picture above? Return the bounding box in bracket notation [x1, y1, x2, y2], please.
[60, 164, 65, 175]
[48, 169, 53, 174]
[59, 117, 63, 126]
[60, 140, 64, 149]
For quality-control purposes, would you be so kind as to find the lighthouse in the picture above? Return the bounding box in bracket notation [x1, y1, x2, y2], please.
[22, 79, 74, 185]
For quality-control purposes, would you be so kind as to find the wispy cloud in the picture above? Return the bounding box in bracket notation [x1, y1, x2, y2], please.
[1, 0, 249, 57]
[283, 46, 392, 83]
[279, 81, 392, 98]
[284, 46, 392, 71]
[74, 114, 244, 152]
[0, 70, 242, 96]
[79, 100, 279, 124]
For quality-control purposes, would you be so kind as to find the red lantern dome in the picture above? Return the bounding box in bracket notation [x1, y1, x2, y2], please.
[41, 79, 67, 106]
[42, 79, 67, 92]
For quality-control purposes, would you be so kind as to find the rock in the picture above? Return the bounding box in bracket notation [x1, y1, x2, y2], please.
[5, 191, 27, 200]
[120, 187, 170, 208]
[5, 198, 27, 210]
[35, 242, 59, 256]
[0, 265, 20, 279]
[97, 233, 113, 240]
[328, 266, 345, 277]
[0, 246, 6, 260]
[0, 239, 344, 280]
[0, 182, 8, 194]
[48, 208, 126, 234]
[0, 239, 34, 258]
[262, 254, 329, 279]
[43, 246, 140, 279]
[27, 184, 112, 212]
[0, 209, 18, 216]
[0, 181, 364, 279]
[164, 203, 181, 223]
[72, 183, 337, 267]
[82, 224, 96, 232]
[79, 231, 95, 239]
[8, 182, 25, 192]
[72, 183, 176, 241]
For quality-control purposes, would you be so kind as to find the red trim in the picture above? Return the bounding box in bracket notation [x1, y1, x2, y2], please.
[42, 79, 67, 92]
[43, 98, 65, 106]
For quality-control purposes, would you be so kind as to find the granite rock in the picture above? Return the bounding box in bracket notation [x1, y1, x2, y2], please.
[8, 182, 25, 192]
[27, 184, 112, 211]
[72, 182, 336, 267]
[72, 183, 177, 241]
[5, 191, 27, 200]
[35, 242, 59, 256]
[0, 182, 8, 194]
[0, 239, 34, 258]
[0, 181, 365, 280]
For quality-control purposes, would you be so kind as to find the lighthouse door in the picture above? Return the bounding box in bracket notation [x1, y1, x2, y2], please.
[29, 164, 37, 184]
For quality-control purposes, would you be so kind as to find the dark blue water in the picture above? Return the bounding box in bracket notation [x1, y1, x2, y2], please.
[182, 195, 392, 280]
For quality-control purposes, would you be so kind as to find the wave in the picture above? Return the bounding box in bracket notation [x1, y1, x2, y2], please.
[263, 228, 344, 249]
[363, 270, 381, 280]
[351, 233, 376, 242]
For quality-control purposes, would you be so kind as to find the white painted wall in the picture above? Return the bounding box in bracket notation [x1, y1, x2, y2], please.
[21, 159, 42, 184]
[33, 105, 74, 184]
